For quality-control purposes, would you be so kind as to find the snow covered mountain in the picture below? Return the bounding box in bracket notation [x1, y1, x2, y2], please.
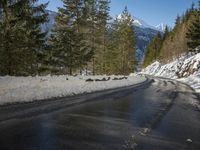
[131, 17, 162, 62]
[132, 16, 157, 30]
[155, 23, 166, 32]
[117, 14, 158, 30]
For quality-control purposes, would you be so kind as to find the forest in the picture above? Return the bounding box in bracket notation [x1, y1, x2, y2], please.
[1, 0, 199, 76]
[143, 1, 200, 67]
[0, 0, 136, 76]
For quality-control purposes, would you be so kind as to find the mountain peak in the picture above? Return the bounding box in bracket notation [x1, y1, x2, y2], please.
[117, 14, 158, 30]
[155, 23, 166, 32]
[132, 16, 157, 30]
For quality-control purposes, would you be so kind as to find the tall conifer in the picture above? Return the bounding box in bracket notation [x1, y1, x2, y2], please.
[186, 1, 200, 52]
[0, 0, 48, 75]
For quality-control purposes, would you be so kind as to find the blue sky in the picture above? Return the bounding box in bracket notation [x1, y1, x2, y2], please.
[39, 0, 199, 27]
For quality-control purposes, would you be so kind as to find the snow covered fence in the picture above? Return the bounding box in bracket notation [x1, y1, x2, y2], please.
[0, 75, 146, 105]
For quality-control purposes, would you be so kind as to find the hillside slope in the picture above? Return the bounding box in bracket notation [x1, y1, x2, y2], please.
[142, 52, 200, 92]
[135, 26, 159, 61]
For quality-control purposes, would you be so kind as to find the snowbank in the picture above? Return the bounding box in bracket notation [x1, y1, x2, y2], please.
[178, 73, 200, 93]
[0, 75, 146, 105]
[142, 53, 200, 92]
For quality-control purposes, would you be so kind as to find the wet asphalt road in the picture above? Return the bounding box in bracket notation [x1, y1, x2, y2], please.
[0, 77, 199, 150]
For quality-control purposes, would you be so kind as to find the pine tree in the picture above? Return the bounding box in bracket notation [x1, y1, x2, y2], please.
[0, 0, 48, 76]
[81, 0, 98, 74]
[186, 1, 200, 52]
[48, 0, 94, 75]
[93, 0, 110, 74]
[21, 0, 48, 75]
[105, 19, 121, 74]
[72, 0, 94, 74]
[108, 7, 136, 75]
[143, 32, 163, 67]
[163, 26, 169, 40]
[48, 1, 79, 75]
[175, 15, 181, 26]
[191, 2, 195, 12]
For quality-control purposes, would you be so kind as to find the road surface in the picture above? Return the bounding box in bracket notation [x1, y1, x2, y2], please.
[0, 77, 199, 150]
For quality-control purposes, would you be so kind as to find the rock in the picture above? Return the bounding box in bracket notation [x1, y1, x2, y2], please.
[40, 78, 47, 82]
[112, 77, 119, 80]
[123, 135, 137, 149]
[85, 78, 94, 82]
[186, 139, 192, 144]
[72, 74, 78, 77]
[102, 78, 107, 81]
[94, 79, 101, 81]
[143, 128, 150, 134]
[139, 131, 146, 136]
[122, 76, 128, 79]
[107, 77, 111, 81]
[112, 76, 127, 80]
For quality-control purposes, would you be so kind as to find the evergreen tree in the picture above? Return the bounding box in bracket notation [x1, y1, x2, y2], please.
[191, 2, 195, 12]
[81, 0, 98, 74]
[175, 15, 181, 26]
[0, 0, 48, 76]
[73, 0, 94, 74]
[163, 26, 169, 40]
[108, 7, 136, 75]
[186, 1, 200, 52]
[105, 19, 121, 74]
[93, 0, 110, 74]
[48, 0, 80, 75]
[143, 32, 163, 67]
[48, 0, 94, 75]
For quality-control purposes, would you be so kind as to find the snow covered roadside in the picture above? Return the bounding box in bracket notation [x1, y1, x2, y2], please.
[0, 75, 146, 105]
[178, 74, 200, 93]
[142, 53, 200, 93]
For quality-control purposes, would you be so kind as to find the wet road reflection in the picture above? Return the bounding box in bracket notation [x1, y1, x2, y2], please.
[0, 78, 199, 150]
